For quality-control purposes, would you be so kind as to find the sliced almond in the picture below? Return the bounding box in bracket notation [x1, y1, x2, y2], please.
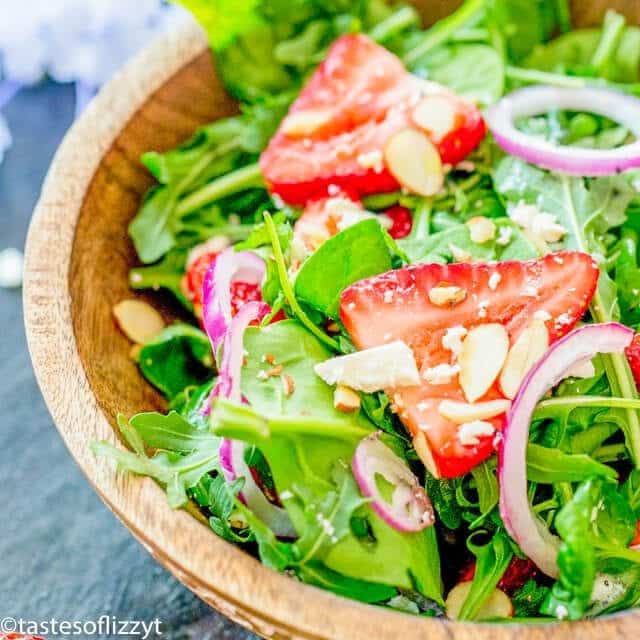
[281, 108, 333, 137]
[466, 216, 496, 244]
[446, 582, 514, 620]
[411, 95, 457, 142]
[413, 431, 440, 479]
[113, 299, 165, 344]
[459, 323, 509, 403]
[282, 374, 296, 397]
[428, 282, 467, 307]
[334, 385, 360, 412]
[499, 319, 549, 399]
[438, 399, 511, 424]
[449, 243, 472, 262]
[384, 128, 444, 196]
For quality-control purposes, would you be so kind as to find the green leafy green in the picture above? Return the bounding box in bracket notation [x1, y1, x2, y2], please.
[542, 478, 638, 620]
[457, 531, 513, 620]
[129, 249, 191, 309]
[92, 412, 220, 508]
[294, 219, 397, 318]
[512, 580, 550, 617]
[137, 324, 213, 400]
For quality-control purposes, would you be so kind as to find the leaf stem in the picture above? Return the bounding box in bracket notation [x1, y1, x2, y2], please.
[403, 0, 486, 66]
[535, 395, 640, 413]
[368, 6, 419, 43]
[176, 163, 264, 216]
[263, 212, 339, 351]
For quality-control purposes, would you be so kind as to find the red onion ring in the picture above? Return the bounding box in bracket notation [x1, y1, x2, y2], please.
[219, 438, 297, 538]
[498, 322, 634, 577]
[352, 432, 435, 532]
[202, 248, 266, 362]
[486, 86, 640, 176]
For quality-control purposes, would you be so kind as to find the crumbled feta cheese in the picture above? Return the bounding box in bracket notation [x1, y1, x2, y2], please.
[556, 312, 572, 326]
[423, 363, 460, 385]
[477, 300, 489, 318]
[488, 272, 501, 291]
[590, 574, 626, 609]
[466, 216, 496, 244]
[356, 150, 384, 172]
[314, 341, 420, 392]
[0, 247, 24, 288]
[279, 490, 293, 501]
[522, 284, 539, 298]
[555, 605, 569, 620]
[442, 325, 467, 357]
[495, 226, 513, 246]
[383, 290, 394, 303]
[458, 420, 495, 446]
[533, 310, 551, 322]
[508, 201, 567, 243]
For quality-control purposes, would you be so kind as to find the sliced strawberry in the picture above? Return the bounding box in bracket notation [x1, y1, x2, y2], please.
[630, 520, 640, 549]
[260, 34, 485, 205]
[385, 205, 413, 239]
[626, 334, 640, 389]
[340, 251, 599, 478]
[182, 250, 282, 322]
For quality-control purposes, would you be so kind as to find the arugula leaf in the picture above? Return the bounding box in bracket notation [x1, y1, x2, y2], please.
[129, 249, 191, 310]
[424, 473, 462, 530]
[526, 443, 617, 484]
[622, 469, 640, 516]
[457, 531, 513, 620]
[92, 412, 220, 508]
[512, 580, 550, 617]
[137, 324, 213, 400]
[494, 157, 640, 465]
[294, 219, 397, 319]
[542, 478, 638, 620]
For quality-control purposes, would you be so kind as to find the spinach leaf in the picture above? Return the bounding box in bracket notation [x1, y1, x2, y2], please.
[411, 44, 504, 106]
[137, 324, 213, 400]
[294, 219, 396, 319]
[542, 478, 638, 620]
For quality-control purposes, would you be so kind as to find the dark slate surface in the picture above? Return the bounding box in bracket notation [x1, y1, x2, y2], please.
[0, 82, 256, 640]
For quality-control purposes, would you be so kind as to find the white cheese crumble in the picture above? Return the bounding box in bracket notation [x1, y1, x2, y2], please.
[442, 325, 467, 357]
[458, 420, 495, 446]
[423, 363, 460, 385]
[314, 341, 420, 392]
[590, 574, 626, 609]
[356, 150, 384, 173]
[508, 201, 567, 243]
[533, 309, 551, 322]
[477, 300, 489, 318]
[488, 272, 501, 291]
[496, 226, 513, 246]
[0, 247, 24, 288]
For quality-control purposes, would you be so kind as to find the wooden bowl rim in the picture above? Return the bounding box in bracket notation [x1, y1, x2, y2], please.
[23, 18, 640, 640]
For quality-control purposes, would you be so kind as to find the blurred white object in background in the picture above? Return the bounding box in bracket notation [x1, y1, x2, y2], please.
[0, 247, 25, 288]
[0, 0, 185, 158]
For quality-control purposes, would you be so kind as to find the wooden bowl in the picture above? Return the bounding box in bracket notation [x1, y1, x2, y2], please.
[23, 2, 640, 638]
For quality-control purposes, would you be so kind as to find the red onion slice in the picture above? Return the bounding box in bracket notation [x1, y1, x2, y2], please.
[202, 248, 265, 362]
[219, 438, 297, 538]
[353, 432, 435, 532]
[486, 86, 640, 176]
[499, 322, 634, 577]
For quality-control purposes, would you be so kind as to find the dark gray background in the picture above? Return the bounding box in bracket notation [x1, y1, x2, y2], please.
[0, 82, 256, 640]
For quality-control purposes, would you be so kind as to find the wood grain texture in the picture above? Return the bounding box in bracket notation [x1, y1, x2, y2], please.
[23, 4, 640, 640]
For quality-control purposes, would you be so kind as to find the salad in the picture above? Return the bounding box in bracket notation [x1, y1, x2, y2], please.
[98, 0, 640, 622]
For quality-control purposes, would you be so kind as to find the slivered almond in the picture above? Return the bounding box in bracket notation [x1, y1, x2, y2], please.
[334, 385, 361, 413]
[281, 108, 334, 137]
[282, 374, 296, 396]
[466, 216, 496, 244]
[413, 431, 440, 479]
[113, 299, 165, 344]
[438, 399, 511, 424]
[499, 319, 549, 399]
[411, 95, 457, 142]
[459, 323, 509, 402]
[384, 128, 443, 196]
[428, 282, 467, 307]
[446, 582, 513, 620]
